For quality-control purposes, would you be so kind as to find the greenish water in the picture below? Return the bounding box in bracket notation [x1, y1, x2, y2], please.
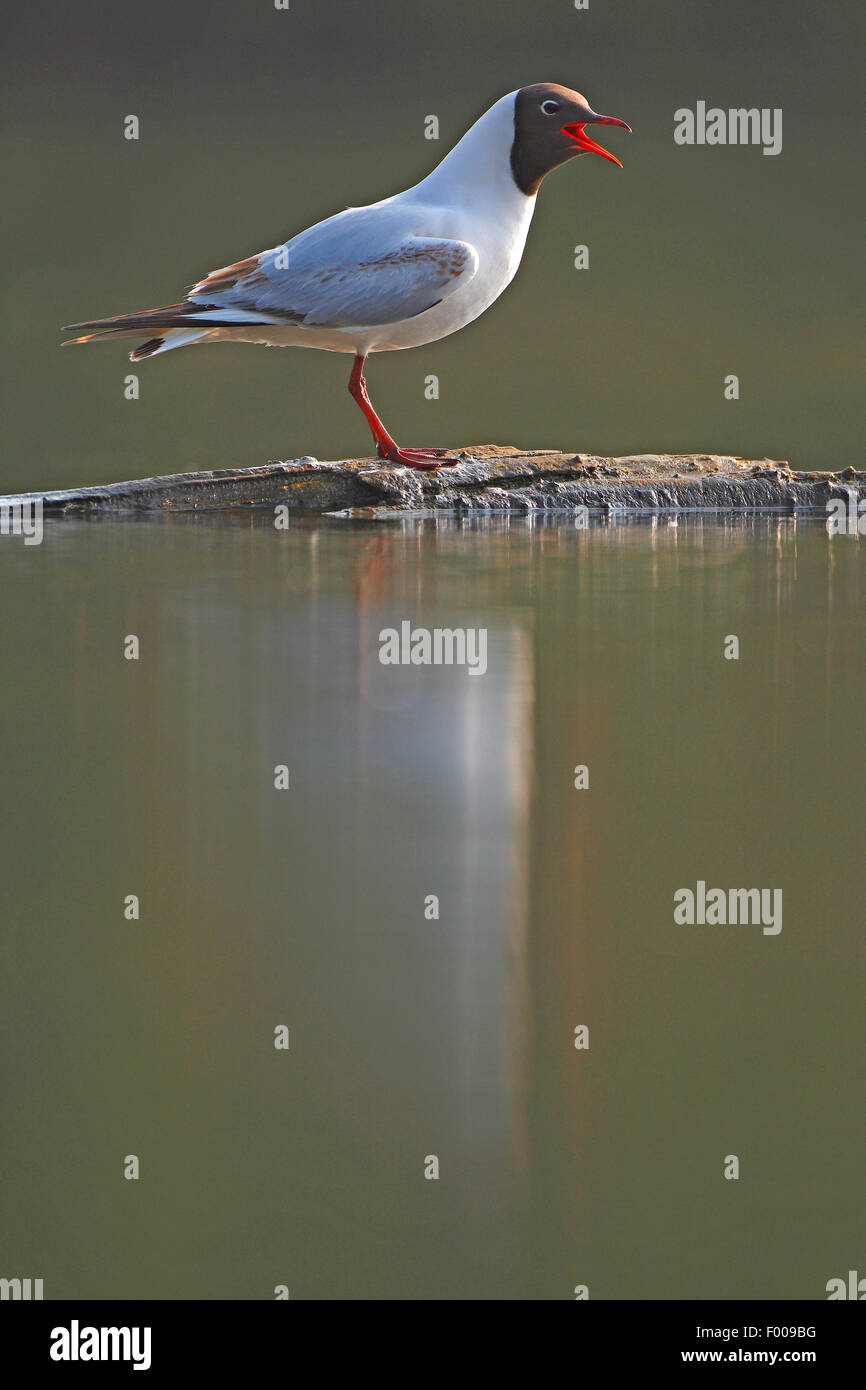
[1, 512, 862, 1299]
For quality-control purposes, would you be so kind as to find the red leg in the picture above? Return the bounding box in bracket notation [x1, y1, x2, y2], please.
[347, 354, 460, 471]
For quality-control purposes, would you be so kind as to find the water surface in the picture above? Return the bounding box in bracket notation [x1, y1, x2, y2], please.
[1, 513, 862, 1299]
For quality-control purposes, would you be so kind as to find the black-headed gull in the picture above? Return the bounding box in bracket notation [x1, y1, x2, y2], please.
[64, 84, 630, 470]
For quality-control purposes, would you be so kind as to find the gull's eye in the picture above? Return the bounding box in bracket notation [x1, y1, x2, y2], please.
[541, 100, 560, 115]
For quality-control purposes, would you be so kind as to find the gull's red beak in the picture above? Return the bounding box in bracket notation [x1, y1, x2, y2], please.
[562, 113, 631, 167]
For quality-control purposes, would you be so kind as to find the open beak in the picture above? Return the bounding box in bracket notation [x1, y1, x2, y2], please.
[562, 112, 631, 167]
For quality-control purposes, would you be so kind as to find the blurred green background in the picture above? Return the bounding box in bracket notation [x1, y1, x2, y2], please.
[3, 0, 863, 494]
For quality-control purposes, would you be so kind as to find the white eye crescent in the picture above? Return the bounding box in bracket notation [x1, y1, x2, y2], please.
[541, 100, 560, 115]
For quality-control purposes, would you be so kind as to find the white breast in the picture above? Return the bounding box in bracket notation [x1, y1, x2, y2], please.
[361, 93, 536, 353]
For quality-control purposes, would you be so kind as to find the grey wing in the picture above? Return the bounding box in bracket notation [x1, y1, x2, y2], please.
[188, 209, 479, 329]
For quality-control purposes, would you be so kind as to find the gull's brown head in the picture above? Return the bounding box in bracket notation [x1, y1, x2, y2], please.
[511, 82, 631, 195]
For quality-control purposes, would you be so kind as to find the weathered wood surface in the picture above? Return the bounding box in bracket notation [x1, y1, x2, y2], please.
[5, 447, 865, 517]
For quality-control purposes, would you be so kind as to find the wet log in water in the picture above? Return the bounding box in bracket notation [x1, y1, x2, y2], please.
[5, 447, 866, 517]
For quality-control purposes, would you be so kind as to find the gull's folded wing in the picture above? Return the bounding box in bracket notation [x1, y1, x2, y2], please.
[188, 206, 479, 329]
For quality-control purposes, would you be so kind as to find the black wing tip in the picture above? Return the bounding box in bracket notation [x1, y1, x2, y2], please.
[129, 338, 165, 361]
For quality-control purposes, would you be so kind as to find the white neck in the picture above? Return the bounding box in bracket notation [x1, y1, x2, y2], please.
[408, 92, 533, 211]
